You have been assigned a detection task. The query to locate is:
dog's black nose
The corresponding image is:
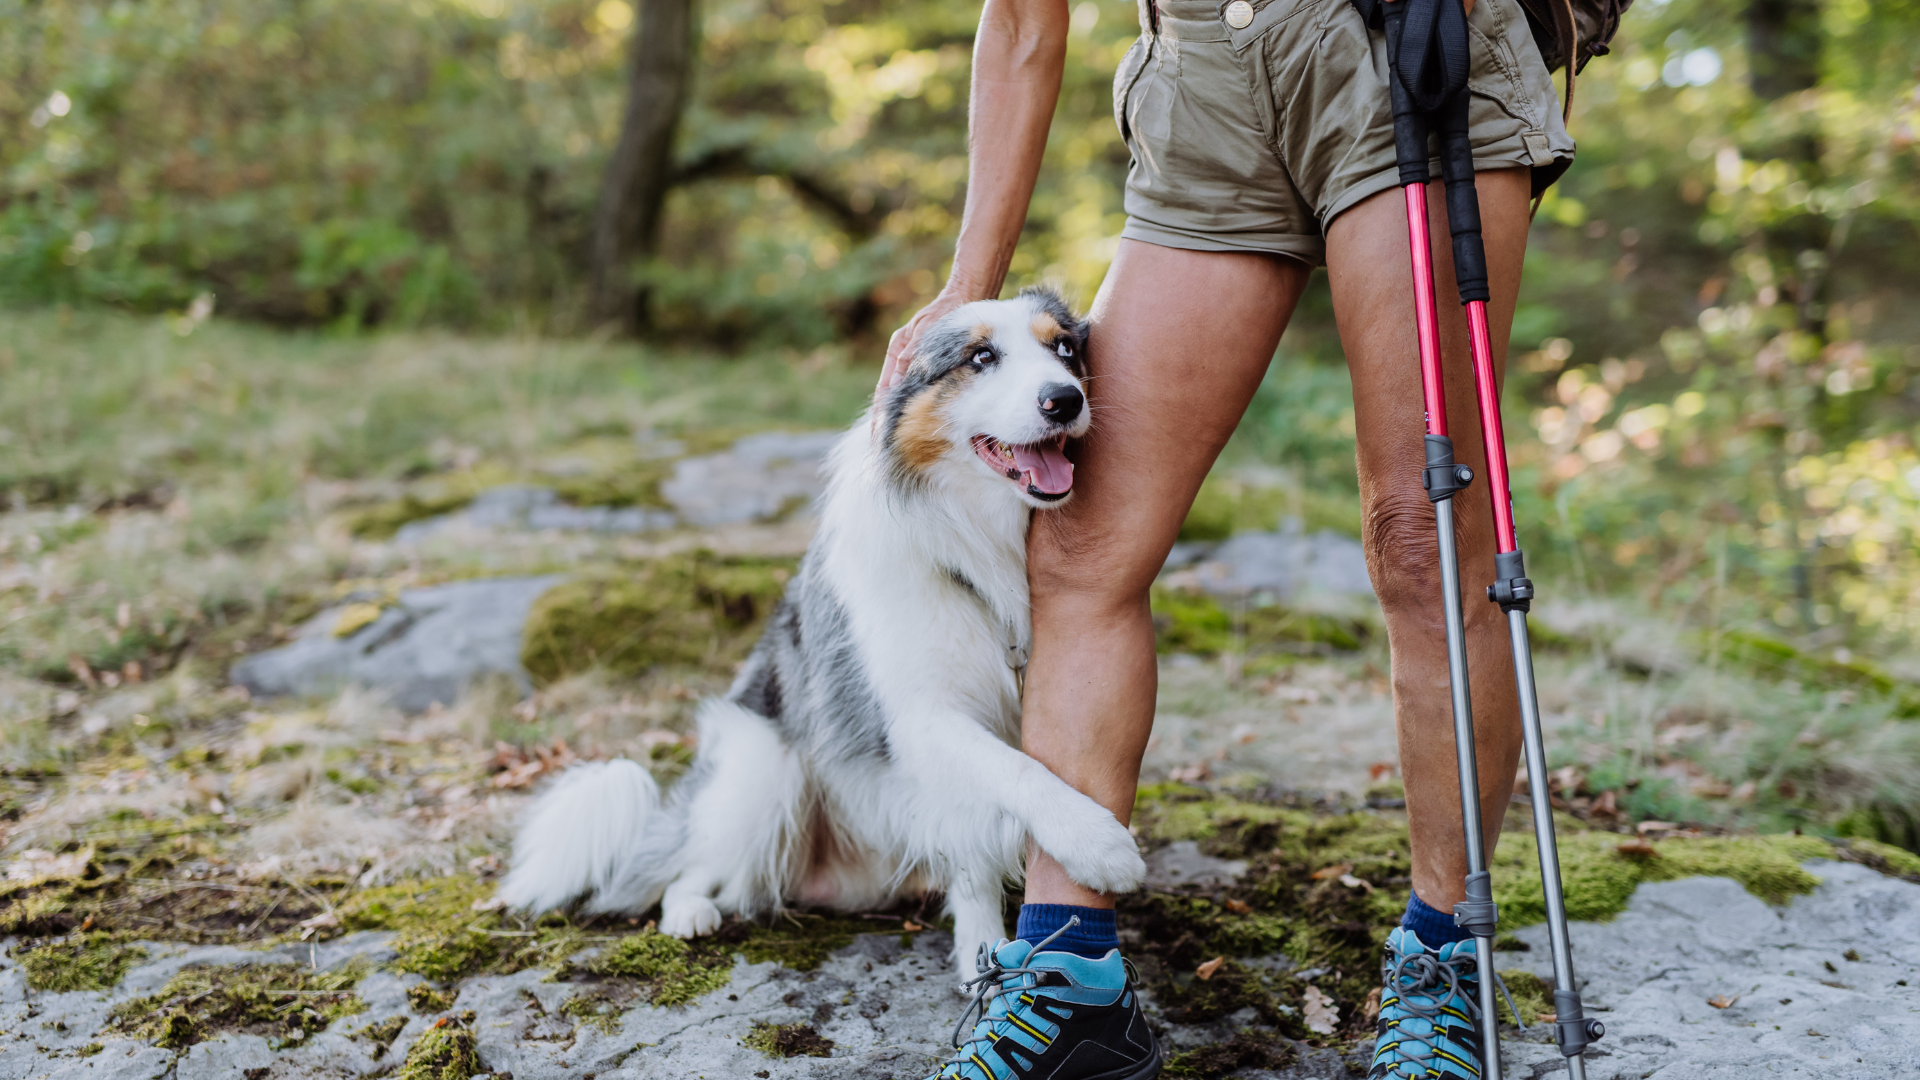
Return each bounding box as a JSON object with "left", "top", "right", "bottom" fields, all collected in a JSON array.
[{"left": 1038, "top": 384, "right": 1084, "bottom": 424}]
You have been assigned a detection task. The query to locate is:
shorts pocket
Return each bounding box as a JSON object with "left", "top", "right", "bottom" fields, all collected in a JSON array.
[{"left": 1113, "top": 35, "right": 1151, "bottom": 143}]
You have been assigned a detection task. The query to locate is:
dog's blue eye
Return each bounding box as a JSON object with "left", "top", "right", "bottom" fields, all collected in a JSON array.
[{"left": 1055, "top": 341, "right": 1073, "bottom": 358}]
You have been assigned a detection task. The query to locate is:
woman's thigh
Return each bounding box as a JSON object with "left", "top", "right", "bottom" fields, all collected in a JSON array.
[
  {"left": 1030, "top": 239, "right": 1311, "bottom": 599},
  {"left": 1324, "top": 167, "right": 1534, "bottom": 606}
]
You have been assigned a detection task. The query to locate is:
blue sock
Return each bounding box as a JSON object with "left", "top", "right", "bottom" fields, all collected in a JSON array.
[
  {"left": 1402, "top": 891, "right": 1472, "bottom": 947},
  {"left": 1016, "top": 903, "right": 1120, "bottom": 959}
]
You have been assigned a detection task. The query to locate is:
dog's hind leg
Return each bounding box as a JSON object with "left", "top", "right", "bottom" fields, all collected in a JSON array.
[{"left": 658, "top": 699, "right": 807, "bottom": 939}]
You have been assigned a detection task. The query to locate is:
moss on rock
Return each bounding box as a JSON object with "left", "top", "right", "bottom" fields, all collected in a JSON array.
[
  {"left": 406, "top": 983, "right": 458, "bottom": 1013},
  {"left": 742, "top": 1020, "right": 835, "bottom": 1058},
  {"left": 1125, "top": 784, "right": 1893, "bottom": 1047},
  {"left": 1495, "top": 968, "right": 1551, "bottom": 1027},
  {"left": 106, "top": 960, "right": 368, "bottom": 1049},
  {"left": 395, "top": 1010, "right": 481, "bottom": 1080},
  {"left": 1151, "top": 588, "right": 1369, "bottom": 657},
  {"left": 1163, "top": 1028, "right": 1298, "bottom": 1078},
  {"left": 520, "top": 552, "right": 796, "bottom": 683},
  {"left": 583, "top": 928, "right": 732, "bottom": 1006},
  {"left": 12, "top": 932, "right": 145, "bottom": 992}
]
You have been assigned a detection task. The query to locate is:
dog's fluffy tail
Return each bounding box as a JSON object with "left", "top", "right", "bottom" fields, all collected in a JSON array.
[{"left": 497, "top": 758, "right": 662, "bottom": 913}]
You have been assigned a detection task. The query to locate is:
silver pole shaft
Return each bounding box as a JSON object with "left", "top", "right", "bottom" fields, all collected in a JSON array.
[
  {"left": 1508, "top": 608, "right": 1587, "bottom": 1080},
  {"left": 1433, "top": 498, "right": 1503, "bottom": 1080}
]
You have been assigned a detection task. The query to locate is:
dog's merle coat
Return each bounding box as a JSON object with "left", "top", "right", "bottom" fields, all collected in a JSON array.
[{"left": 499, "top": 289, "right": 1143, "bottom": 982}]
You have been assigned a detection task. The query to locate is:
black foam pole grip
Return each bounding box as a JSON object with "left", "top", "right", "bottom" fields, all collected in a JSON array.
[
  {"left": 1383, "top": 3, "right": 1430, "bottom": 187},
  {"left": 1438, "top": 90, "right": 1489, "bottom": 304}
]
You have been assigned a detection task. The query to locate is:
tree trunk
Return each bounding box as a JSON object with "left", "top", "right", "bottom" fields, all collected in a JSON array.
[
  {"left": 589, "top": 0, "right": 696, "bottom": 334},
  {"left": 1746, "top": 0, "right": 1821, "bottom": 103}
]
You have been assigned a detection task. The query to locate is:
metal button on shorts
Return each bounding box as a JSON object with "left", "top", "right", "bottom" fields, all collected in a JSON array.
[{"left": 1224, "top": 0, "right": 1254, "bottom": 28}]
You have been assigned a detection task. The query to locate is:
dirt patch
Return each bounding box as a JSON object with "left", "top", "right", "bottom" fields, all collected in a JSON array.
[{"left": 1163, "top": 1027, "right": 1298, "bottom": 1078}]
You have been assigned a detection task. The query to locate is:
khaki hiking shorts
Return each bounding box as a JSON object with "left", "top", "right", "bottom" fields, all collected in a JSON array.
[{"left": 1113, "top": 0, "right": 1575, "bottom": 266}]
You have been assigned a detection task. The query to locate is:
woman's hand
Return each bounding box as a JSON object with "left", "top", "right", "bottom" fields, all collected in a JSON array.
[{"left": 878, "top": 288, "right": 974, "bottom": 394}]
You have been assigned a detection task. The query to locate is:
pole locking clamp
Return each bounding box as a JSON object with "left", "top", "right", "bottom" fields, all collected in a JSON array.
[{"left": 1423, "top": 462, "right": 1474, "bottom": 501}]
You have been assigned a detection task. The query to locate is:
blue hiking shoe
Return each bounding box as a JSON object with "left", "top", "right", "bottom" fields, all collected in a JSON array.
[
  {"left": 1369, "top": 927, "right": 1486, "bottom": 1079},
  {"left": 926, "top": 934, "right": 1162, "bottom": 1080}
]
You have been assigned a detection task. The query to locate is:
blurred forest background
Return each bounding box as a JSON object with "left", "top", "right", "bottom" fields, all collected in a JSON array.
[{"left": 4, "top": 0, "right": 1920, "bottom": 848}]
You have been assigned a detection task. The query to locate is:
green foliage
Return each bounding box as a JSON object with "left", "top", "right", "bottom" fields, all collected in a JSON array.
[
  {"left": 12, "top": 933, "right": 146, "bottom": 992},
  {"left": 394, "top": 1011, "right": 481, "bottom": 1080},
  {"left": 520, "top": 553, "right": 796, "bottom": 683},
  {"left": 741, "top": 1020, "right": 835, "bottom": 1058},
  {"left": 107, "top": 961, "right": 369, "bottom": 1049}
]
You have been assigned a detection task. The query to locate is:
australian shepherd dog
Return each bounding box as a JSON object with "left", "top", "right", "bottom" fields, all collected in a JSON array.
[{"left": 499, "top": 288, "right": 1146, "bottom": 981}]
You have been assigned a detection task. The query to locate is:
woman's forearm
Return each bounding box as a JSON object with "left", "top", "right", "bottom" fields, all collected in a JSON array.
[{"left": 947, "top": 0, "right": 1070, "bottom": 301}]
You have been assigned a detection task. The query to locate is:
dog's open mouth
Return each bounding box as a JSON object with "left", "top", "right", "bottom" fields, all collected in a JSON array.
[{"left": 971, "top": 434, "right": 1074, "bottom": 501}]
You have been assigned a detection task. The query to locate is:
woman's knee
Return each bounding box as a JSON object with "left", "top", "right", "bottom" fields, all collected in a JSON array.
[{"left": 1363, "top": 489, "right": 1447, "bottom": 622}]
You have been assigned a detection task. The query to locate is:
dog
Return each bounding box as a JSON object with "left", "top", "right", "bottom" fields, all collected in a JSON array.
[{"left": 497, "top": 288, "right": 1146, "bottom": 981}]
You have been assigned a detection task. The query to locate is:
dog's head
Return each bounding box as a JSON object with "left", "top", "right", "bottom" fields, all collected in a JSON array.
[{"left": 878, "top": 288, "right": 1090, "bottom": 509}]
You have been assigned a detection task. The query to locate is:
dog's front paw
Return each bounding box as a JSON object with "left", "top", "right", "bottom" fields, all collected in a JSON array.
[
  {"left": 1035, "top": 809, "right": 1146, "bottom": 896},
  {"left": 659, "top": 895, "right": 723, "bottom": 938}
]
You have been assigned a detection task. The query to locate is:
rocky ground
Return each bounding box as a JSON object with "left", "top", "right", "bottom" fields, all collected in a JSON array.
[{"left": 5, "top": 428, "right": 1920, "bottom": 1080}]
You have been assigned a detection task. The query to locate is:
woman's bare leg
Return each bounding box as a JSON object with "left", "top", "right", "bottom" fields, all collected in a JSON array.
[
  {"left": 1024, "top": 241, "right": 1311, "bottom": 907},
  {"left": 1022, "top": 169, "right": 1535, "bottom": 910},
  {"left": 1325, "top": 168, "right": 1532, "bottom": 909}
]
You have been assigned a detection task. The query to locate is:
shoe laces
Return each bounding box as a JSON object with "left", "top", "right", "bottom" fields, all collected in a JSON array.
[
  {"left": 1374, "top": 940, "right": 1523, "bottom": 1079},
  {"left": 935, "top": 917, "right": 1081, "bottom": 1079}
]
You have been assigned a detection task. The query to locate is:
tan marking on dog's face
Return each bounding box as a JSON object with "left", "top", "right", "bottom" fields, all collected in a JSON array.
[
  {"left": 1030, "top": 312, "right": 1064, "bottom": 346},
  {"left": 893, "top": 369, "right": 973, "bottom": 474}
]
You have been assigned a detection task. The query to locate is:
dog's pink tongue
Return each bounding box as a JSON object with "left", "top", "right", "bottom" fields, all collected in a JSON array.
[{"left": 1011, "top": 442, "right": 1074, "bottom": 494}]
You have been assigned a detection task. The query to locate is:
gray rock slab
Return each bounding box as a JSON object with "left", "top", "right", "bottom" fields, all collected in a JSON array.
[
  {"left": 1167, "top": 522, "right": 1375, "bottom": 601},
  {"left": 230, "top": 576, "right": 563, "bottom": 713},
  {"left": 1499, "top": 861, "right": 1920, "bottom": 1080},
  {"left": 395, "top": 486, "right": 677, "bottom": 544},
  {"left": 6, "top": 864, "right": 1916, "bottom": 1079},
  {"left": 660, "top": 430, "right": 840, "bottom": 528}
]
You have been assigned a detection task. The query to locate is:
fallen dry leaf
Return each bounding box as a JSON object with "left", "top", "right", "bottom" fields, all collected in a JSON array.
[
  {"left": 1636, "top": 820, "right": 1680, "bottom": 836},
  {"left": 331, "top": 602, "right": 385, "bottom": 638},
  {"left": 1616, "top": 838, "right": 1658, "bottom": 858},
  {"left": 1303, "top": 985, "right": 1339, "bottom": 1035},
  {"left": 1224, "top": 898, "right": 1252, "bottom": 915},
  {"left": 1589, "top": 790, "right": 1619, "bottom": 818},
  {"left": 1195, "top": 956, "right": 1226, "bottom": 981},
  {"left": 1368, "top": 762, "right": 1395, "bottom": 781},
  {"left": 471, "top": 895, "right": 507, "bottom": 912},
  {"left": 1310, "top": 863, "right": 1352, "bottom": 881},
  {"left": 1339, "top": 872, "right": 1374, "bottom": 893},
  {"left": 901, "top": 920, "right": 923, "bottom": 932},
  {"left": 1362, "top": 986, "right": 1383, "bottom": 1025},
  {"left": 1707, "top": 994, "right": 1739, "bottom": 1009}
]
